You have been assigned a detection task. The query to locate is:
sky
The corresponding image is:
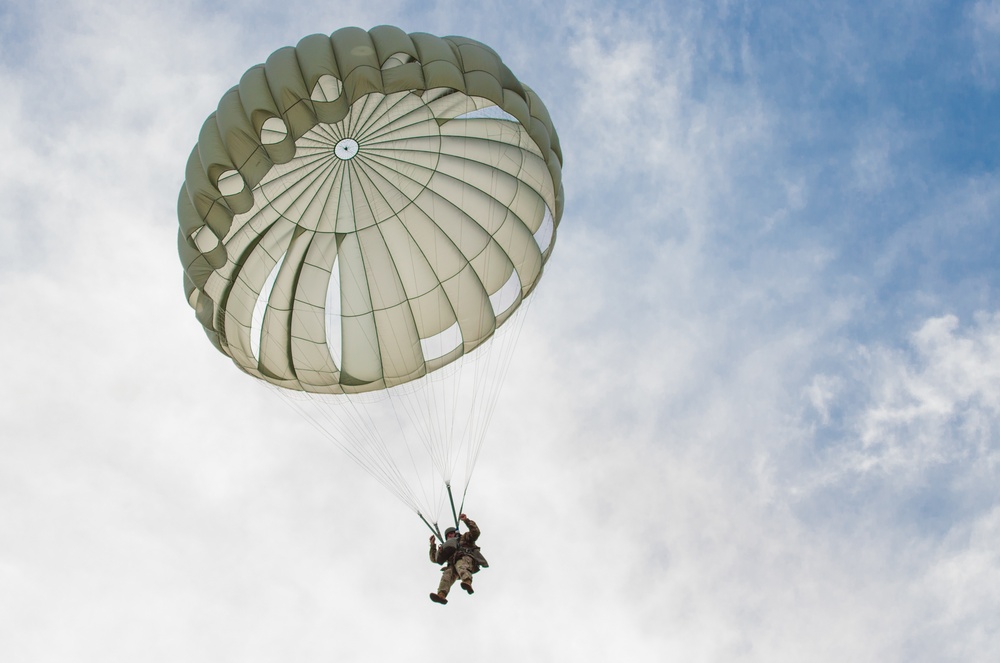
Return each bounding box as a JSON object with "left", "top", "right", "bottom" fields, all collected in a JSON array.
[{"left": 2, "top": 0, "right": 999, "bottom": 660}]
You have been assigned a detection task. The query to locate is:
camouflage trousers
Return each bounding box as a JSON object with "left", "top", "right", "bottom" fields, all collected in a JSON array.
[{"left": 437, "top": 555, "right": 474, "bottom": 595}]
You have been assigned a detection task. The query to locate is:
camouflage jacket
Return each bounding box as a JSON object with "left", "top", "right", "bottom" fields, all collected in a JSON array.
[{"left": 429, "top": 519, "right": 489, "bottom": 571}]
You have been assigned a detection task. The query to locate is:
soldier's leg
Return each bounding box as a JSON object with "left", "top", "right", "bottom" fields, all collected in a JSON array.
[
  {"left": 437, "top": 567, "right": 458, "bottom": 596},
  {"left": 456, "top": 557, "right": 474, "bottom": 594},
  {"left": 430, "top": 567, "right": 457, "bottom": 604}
]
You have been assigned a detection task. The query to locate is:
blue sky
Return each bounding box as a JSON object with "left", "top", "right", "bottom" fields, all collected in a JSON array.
[{"left": 2, "top": 1, "right": 999, "bottom": 660}]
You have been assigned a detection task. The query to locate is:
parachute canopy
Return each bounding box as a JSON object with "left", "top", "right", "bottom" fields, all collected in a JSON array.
[
  {"left": 179, "top": 26, "right": 563, "bottom": 394},
  {"left": 177, "top": 27, "right": 563, "bottom": 533}
]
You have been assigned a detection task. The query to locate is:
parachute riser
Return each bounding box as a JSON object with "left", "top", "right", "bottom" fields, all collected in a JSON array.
[
  {"left": 446, "top": 482, "right": 460, "bottom": 532},
  {"left": 419, "top": 512, "right": 444, "bottom": 542}
]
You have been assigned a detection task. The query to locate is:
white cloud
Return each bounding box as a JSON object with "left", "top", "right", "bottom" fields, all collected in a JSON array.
[
  {"left": 563, "top": 5, "right": 770, "bottom": 215},
  {"left": 917, "top": 505, "right": 1000, "bottom": 659},
  {"left": 853, "top": 313, "right": 1000, "bottom": 475},
  {"left": 786, "top": 313, "right": 1000, "bottom": 658}
]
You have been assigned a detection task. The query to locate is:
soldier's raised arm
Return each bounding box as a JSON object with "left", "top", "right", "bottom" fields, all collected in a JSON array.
[
  {"left": 429, "top": 535, "right": 439, "bottom": 563},
  {"left": 459, "top": 513, "right": 480, "bottom": 542}
]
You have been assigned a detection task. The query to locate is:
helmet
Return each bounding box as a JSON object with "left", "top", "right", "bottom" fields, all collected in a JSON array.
[{"left": 445, "top": 527, "right": 459, "bottom": 538}]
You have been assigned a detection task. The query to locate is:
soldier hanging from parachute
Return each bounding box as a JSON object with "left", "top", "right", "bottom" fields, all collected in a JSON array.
[{"left": 428, "top": 513, "right": 488, "bottom": 604}]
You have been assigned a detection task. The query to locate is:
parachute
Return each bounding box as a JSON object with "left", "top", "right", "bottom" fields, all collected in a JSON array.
[{"left": 177, "top": 26, "right": 564, "bottom": 539}]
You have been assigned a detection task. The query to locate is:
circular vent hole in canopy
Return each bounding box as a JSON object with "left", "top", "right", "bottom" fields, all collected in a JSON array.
[
  {"left": 260, "top": 117, "right": 288, "bottom": 145},
  {"left": 381, "top": 52, "right": 417, "bottom": 70},
  {"left": 310, "top": 75, "right": 343, "bottom": 103},
  {"left": 217, "top": 169, "right": 245, "bottom": 196}
]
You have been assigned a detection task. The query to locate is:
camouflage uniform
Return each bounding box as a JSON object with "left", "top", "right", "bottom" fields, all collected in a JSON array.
[{"left": 430, "top": 518, "right": 488, "bottom": 598}]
